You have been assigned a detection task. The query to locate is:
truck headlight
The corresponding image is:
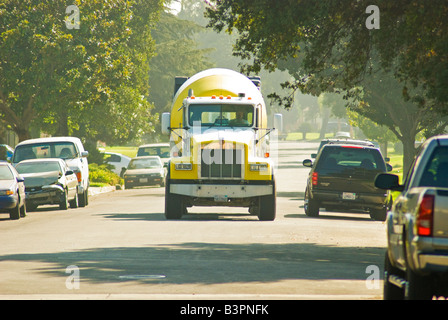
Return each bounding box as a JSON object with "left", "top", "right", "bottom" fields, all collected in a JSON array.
[
  {"left": 250, "top": 163, "right": 268, "bottom": 171},
  {"left": 175, "top": 163, "right": 193, "bottom": 171}
]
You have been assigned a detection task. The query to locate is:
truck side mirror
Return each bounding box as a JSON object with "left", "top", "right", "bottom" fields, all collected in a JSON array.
[
  {"left": 375, "top": 173, "right": 404, "bottom": 191},
  {"left": 161, "top": 113, "right": 171, "bottom": 135},
  {"left": 273, "top": 114, "right": 283, "bottom": 133}
]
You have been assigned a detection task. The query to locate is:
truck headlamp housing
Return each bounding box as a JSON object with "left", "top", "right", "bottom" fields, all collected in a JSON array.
[
  {"left": 249, "top": 163, "right": 268, "bottom": 171},
  {"left": 175, "top": 163, "right": 193, "bottom": 171}
]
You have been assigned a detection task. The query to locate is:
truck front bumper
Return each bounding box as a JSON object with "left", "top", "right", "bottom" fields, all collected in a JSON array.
[{"left": 170, "top": 183, "right": 273, "bottom": 198}]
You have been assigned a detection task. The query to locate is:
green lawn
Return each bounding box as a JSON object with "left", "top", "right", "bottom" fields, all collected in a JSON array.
[{"left": 104, "top": 146, "right": 138, "bottom": 158}]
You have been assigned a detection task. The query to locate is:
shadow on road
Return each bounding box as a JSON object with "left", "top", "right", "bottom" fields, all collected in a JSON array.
[{"left": 0, "top": 242, "right": 385, "bottom": 286}]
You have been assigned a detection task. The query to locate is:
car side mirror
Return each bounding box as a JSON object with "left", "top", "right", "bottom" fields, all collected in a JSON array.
[
  {"left": 375, "top": 173, "right": 404, "bottom": 191},
  {"left": 302, "top": 159, "right": 313, "bottom": 167},
  {"left": 17, "top": 176, "right": 25, "bottom": 183},
  {"left": 66, "top": 170, "right": 74, "bottom": 175},
  {"left": 81, "top": 151, "right": 89, "bottom": 157},
  {"left": 386, "top": 164, "right": 393, "bottom": 172}
]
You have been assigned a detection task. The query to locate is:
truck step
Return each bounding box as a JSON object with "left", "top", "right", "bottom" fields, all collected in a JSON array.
[{"left": 388, "top": 273, "right": 407, "bottom": 289}]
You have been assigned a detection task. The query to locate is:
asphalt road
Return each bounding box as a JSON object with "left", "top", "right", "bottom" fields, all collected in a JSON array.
[{"left": 0, "top": 140, "right": 387, "bottom": 300}]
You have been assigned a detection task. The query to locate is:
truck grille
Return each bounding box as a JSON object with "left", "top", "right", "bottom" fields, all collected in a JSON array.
[{"left": 200, "top": 143, "right": 243, "bottom": 179}]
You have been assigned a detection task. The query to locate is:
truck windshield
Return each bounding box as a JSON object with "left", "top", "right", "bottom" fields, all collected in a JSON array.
[{"left": 188, "top": 104, "right": 254, "bottom": 127}]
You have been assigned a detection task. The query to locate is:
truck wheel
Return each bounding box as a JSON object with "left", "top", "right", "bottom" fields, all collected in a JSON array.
[
  {"left": 304, "top": 188, "right": 319, "bottom": 217},
  {"left": 165, "top": 191, "right": 184, "bottom": 219},
  {"left": 164, "top": 169, "right": 184, "bottom": 219},
  {"left": 370, "top": 208, "right": 387, "bottom": 221},
  {"left": 383, "top": 252, "right": 404, "bottom": 300},
  {"left": 78, "top": 190, "right": 88, "bottom": 207},
  {"left": 258, "top": 194, "right": 276, "bottom": 221},
  {"left": 405, "top": 267, "right": 433, "bottom": 300}
]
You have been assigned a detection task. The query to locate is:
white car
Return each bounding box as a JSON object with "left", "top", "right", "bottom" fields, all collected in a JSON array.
[
  {"left": 11, "top": 137, "right": 90, "bottom": 207},
  {"left": 136, "top": 143, "right": 170, "bottom": 166},
  {"left": 104, "top": 152, "right": 131, "bottom": 176}
]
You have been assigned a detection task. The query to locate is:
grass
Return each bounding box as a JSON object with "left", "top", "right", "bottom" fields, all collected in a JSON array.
[{"left": 104, "top": 146, "right": 138, "bottom": 158}]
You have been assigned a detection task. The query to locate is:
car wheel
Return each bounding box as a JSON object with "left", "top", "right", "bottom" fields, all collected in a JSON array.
[
  {"left": 20, "top": 201, "right": 26, "bottom": 218},
  {"left": 59, "top": 189, "right": 69, "bottom": 210},
  {"left": 304, "top": 188, "right": 319, "bottom": 217},
  {"left": 69, "top": 190, "right": 79, "bottom": 209},
  {"left": 9, "top": 202, "right": 20, "bottom": 220},
  {"left": 383, "top": 252, "right": 405, "bottom": 300}
]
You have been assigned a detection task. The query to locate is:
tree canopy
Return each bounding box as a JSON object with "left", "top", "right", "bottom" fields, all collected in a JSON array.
[
  {"left": 0, "top": 0, "right": 164, "bottom": 143},
  {"left": 205, "top": 0, "right": 448, "bottom": 173}
]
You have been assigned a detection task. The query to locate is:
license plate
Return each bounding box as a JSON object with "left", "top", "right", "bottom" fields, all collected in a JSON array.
[
  {"left": 342, "top": 192, "right": 356, "bottom": 200},
  {"left": 214, "top": 195, "right": 228, "bottom": 202},
  {"left": 139, "top": 178, "right": 148, "bottom": 183}
]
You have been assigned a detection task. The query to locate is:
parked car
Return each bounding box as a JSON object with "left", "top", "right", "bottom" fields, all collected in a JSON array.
[
  {"left": 334, "top": 131, "right": 351, "bottom": 139},
  {"left": 311, "top": 138, "right": 375, "bottom": 158},
  {"left": 303, "top": 141, "right": 392, "bottom": 220},
  {"left": 15, "top": 158, "right": 79, "bottom": 211},
  {"left": 123, "top": 156, "right": 165, "bottom": 189},
  {"left": 11, "top": 137, "right": 89, "bottom": 207},
  {"left": 136, "top": 143, "right": 170, "bottom": 165},
  {"left": 0, "top": 163, "right": 26, "bottom": 220},
  {"left": 375, "top": 134, "right": 448, "bottom": 299},
  {"left": 103, "top": 152, "right": 131, "bottom": 176}
]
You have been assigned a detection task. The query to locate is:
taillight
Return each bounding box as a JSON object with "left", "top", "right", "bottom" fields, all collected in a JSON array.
[
  {"left": 417, "top": 194, "right": 434, "bottom": 236},
  {"left": 312, "top": 172, "right": 318, "bottom": 186},
  {"left": 76, "top": 171, "right": 82, "bottom": 183}
]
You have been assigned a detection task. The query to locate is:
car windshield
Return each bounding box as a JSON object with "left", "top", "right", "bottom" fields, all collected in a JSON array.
[
  {"left": 137, "top": 146, "right": 170, "bottom": 158},
  {"left": 13, "top": 142, "right": 77, "bottom": 163},
  {"left": 128, "top": 158, "right": 161, "bottom": 169},
  {"left": 188, "top": 104, "right": 254, "bottom": 127},
  {"left": 0, "top": 166, "right": 14, "bottom": 180},
  {"left": 16, "top": 162, "right": 61, "bottom": 174},
  {"left": 419, "top": 146, "right": 448, "bottom": 188},
  {"left": 316, "top": 146, "right": 386, "bottom": 172}
]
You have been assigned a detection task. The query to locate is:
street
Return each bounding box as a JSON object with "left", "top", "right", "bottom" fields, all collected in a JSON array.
[{"left": 0, "top": 141, "right": 387, "bottom": 300}]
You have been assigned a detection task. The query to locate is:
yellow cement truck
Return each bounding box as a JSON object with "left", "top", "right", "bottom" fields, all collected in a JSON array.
[{"left": 161, "top": 68, "right": 282, "bottom": 220}]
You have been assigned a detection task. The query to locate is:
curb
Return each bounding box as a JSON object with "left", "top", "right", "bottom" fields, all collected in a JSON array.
[{"left": 88, "top": 185, "right": 117, "bottom": 196}]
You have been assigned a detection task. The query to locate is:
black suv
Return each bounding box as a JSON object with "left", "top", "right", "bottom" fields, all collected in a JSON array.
[{"left": 302, "top": 142, "right": 392, "bottom": 221}]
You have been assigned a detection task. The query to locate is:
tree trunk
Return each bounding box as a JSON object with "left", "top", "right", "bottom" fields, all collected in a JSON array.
[
  {"left": 401, "top": 135, "right": 417, "bottom": 179},
  {"left": 319, "top": 108, "right": 331, "bottom": 139},
  {"left": 15, "top": 126, "right": 31, "bottom": 142}
]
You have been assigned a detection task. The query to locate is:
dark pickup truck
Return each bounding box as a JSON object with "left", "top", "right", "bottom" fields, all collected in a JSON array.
[{"left": 375, "top": 134, "right": 448, "bottom": 299}]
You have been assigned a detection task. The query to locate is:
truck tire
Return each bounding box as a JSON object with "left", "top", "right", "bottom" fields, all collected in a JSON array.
[
  {"left": 164, "top": 167, "right": 184, "bottom": 219},
  {"left": 370, "top": 208, "right": 387, "bottom": 221},
  {"left": 78, "top": 189, "right": 88, "bottom": 207},
  {"left": 304, "top": 188, "right": 319, "bottom": 217},
  {"left": 258, "top": 194, "right": 276, "bottom": 221},
  {"left": 258, "top": 179, "right": 276, "bottom": 221},
  {"left": 405, "top": 267, "right": 433, "bottom": 300},
  {"left": 383, "top": 252, "right": 405, "bottom": 300}
]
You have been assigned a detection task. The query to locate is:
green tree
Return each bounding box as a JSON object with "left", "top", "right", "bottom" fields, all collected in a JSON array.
[
  {"left": 0, "top": 0, "right": 163, "bottom": 143},
  {"left": 205, "top": 0, "right": 448, "bottom": 172}
]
